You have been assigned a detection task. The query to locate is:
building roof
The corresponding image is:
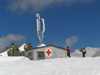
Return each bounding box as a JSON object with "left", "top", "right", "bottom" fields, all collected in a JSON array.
[
  {"left": 24, "top": 45, "right": 65, "bottom": 52},
  {"left": 33, "top": 45, "right": 65, "bottom": 50}
]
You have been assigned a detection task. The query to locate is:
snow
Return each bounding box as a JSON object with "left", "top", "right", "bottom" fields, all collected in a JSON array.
[
  {"left": 19, "top": 44, "right": 26, "bottom": 51},
  {"left": 0, "top": 44, "right": 26, "bottom": 56},
  {"left": 0, "top": 48, "right": 12, "bottom": 56},
  {"left": 0, "top": 57, "right": 100, "bottom": 75},
  {"left": 0, "top": 50, "right": 8, "bottom": 56},
  {"left": 37, "top": 43, "right": 46, "bottom": 47},
  {"left": 0, "top": 56, "right": 26, "bottom": 62}
]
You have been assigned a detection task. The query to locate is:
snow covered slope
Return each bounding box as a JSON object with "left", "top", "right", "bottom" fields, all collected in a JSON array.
[
  {"left": 19, "top": 44, "right": 26, "bottom": 51},
  {"left": 0, "top": 57, "right": 100, "bottom": 75},
  {"left": 0, "top": 56, "right": 26, "bottom": 62},
  {"left": 0, "top": 48, "right": 12, "bottom": 56},
  {"left": 0, "top": 44, "right": 26, "bottom": 56}
]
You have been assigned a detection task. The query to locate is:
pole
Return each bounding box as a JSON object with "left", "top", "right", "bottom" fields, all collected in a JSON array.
[{"left": 65, "top": 46, "right": 67, "bottom": 58}]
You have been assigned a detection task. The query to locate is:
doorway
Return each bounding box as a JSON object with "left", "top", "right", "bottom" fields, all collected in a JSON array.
[{"left": 37, "top": 51, "right": 45, "bottom": 59}]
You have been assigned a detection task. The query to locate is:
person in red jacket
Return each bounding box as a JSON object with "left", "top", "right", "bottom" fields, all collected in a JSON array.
[
  {"left": 80, "top": 48, "right": 86, "bottom": 57},
  {"left": 67, "top": 46, "right": 71, "bottom": 57}
]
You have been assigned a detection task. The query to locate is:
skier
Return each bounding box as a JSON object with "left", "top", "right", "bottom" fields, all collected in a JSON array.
[
  {"left": 80, "top": 48, "right": 86, "bottom": 57},
  {"left": 67, "top": 46, "right": 71, "bottom": 57}
]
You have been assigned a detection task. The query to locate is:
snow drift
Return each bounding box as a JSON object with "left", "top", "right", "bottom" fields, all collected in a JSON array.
[{"left": 0, "top": 57, "right": 100, "bottom": 75}]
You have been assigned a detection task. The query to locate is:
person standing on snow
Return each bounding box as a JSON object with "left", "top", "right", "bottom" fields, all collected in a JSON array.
[
  {"left": 80, "top": 48, "right": 86, "bottom": 57},
  {"left": 67, "top": 46, "right": 71, "bottom": 57}
]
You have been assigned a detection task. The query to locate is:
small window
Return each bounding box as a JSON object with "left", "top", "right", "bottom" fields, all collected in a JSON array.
[{"left": 38, "top": 52, "right": 45, "bottom": 59}]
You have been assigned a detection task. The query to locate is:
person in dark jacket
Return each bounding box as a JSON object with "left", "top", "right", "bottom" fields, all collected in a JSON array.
[
  {"left": 67, "top": 46, "right": 71, "bottom": 57},
  {"left": 80, "top": 48, "right": 86, "bottom": 57}
]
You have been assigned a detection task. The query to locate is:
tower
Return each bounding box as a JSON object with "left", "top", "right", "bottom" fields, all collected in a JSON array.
[{"left": 36, "top": 13, "right": 45, "bottom": 47}]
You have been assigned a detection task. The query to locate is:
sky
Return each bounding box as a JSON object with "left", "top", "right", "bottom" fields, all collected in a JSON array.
[{"left": 0, "top": 0, "right": 100, "bottom": 54}]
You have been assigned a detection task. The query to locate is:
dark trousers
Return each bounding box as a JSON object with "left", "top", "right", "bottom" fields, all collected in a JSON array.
[
  {"left": 67, "top": 53, "right": 71, "bottom": 57},
  {"left": 83, "top": 52, "right": 86, "bottom": 57}
]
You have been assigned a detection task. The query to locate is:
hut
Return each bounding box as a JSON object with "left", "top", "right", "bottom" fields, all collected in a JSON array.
[{"left": 24, "top": 45, "right": 66, "bottom": 60}]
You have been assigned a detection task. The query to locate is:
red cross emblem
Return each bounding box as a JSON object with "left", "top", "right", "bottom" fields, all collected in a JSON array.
[
  {"left": 45, "top": 48, "right": 53, "bottom": 57},
  {"left": 46, "top": 49, "right": 51, "bottom": 56}
]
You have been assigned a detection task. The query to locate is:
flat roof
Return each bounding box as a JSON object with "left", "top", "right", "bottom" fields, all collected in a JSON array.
[
  {"left": 25, "top": 45, "right": 65, "bottom": 52},
  {"left": 33, "top": 45, "right": 65, "bottom": 50}
]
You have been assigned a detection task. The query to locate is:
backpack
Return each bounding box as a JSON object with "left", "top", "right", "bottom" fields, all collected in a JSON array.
[
  {"left": 82, "top": 49, "right": 86, "bottom": 54},
  {"left": 81, "top": 48, "right": 86, "bottom": 53}
]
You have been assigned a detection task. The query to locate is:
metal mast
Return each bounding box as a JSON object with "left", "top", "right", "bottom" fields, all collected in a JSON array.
[{"left": 36, "top": 13, "right": 45, "bottom": 45}]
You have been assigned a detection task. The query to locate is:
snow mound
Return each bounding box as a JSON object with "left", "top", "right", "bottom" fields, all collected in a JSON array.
[
  {"left": 0, "top": 56, "right": 29, "bottom": 62},
  {"left": 0, "top": 48, "right": 12, "bottom": 56},
  {"left": 0, "top": 57, "right": 100, "bottom": 75},
  {"left": 37, "top": 43, "right": 46, "bottom": 47},
  {"left": 0, "top": 50, "right": 9, "bottom": 56},
  {"left": 0, "top": 44, "right": 26, "bottom": 57},
  {"left": 19, "top": 44, "right": 26, "bottom": 51}
]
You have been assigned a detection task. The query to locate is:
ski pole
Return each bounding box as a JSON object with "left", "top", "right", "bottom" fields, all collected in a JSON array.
[{"left": 65, "top": 46, "right": 67, "bottom": 58}]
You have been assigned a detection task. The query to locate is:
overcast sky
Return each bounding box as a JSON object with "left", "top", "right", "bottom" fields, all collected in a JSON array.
[{"left": 0, "top": 0, "right": 100, "bottom": 56}]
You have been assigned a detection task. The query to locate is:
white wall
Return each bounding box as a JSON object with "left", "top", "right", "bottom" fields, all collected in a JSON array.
[{"left": 33, "top": 45, "right": 65, "bottom": 60}]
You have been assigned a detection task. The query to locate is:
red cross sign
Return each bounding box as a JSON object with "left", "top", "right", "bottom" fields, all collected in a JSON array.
[
  {"left": 46, "top": 49, "right": 51, "bottom": 56},
  {"left": 45, "top": 48, "right": 53, "bottom": 58}
]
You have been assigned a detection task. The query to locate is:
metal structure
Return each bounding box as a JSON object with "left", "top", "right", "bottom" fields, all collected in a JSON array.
[{"left": 36, "top": 13, "right": 45, "bottom": 46}]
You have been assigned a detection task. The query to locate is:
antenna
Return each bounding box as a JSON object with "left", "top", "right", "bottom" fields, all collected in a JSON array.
[{"left": 36, "top": 13, "right": 45, "bottom": 45}]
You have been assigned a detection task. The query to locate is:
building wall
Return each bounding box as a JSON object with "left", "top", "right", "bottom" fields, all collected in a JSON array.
[
  {"left": 24, "top": 50, "right": 34, "bottom": 60},
  {"left": 49, "top": 46, "right": 65, "bottom": 58},
  {"left": 33, "top": 46, "right": 65, "bottom": 60},
  {"left": 25, "top": 45, "right": 66, "bottom": 60}
]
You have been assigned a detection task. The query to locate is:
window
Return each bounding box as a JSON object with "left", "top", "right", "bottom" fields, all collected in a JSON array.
[{"left": 38, "top": 52, "right": 45, "bottom": 59}]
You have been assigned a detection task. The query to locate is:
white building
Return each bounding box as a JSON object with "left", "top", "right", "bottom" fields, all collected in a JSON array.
[{"left": 24, "top": 45, "right": 66, "bottom": 60}]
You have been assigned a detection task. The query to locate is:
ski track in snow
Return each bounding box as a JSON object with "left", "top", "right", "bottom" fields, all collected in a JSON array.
[{"left": 0, "top": 57, "right": 100, "bottom": 75}]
